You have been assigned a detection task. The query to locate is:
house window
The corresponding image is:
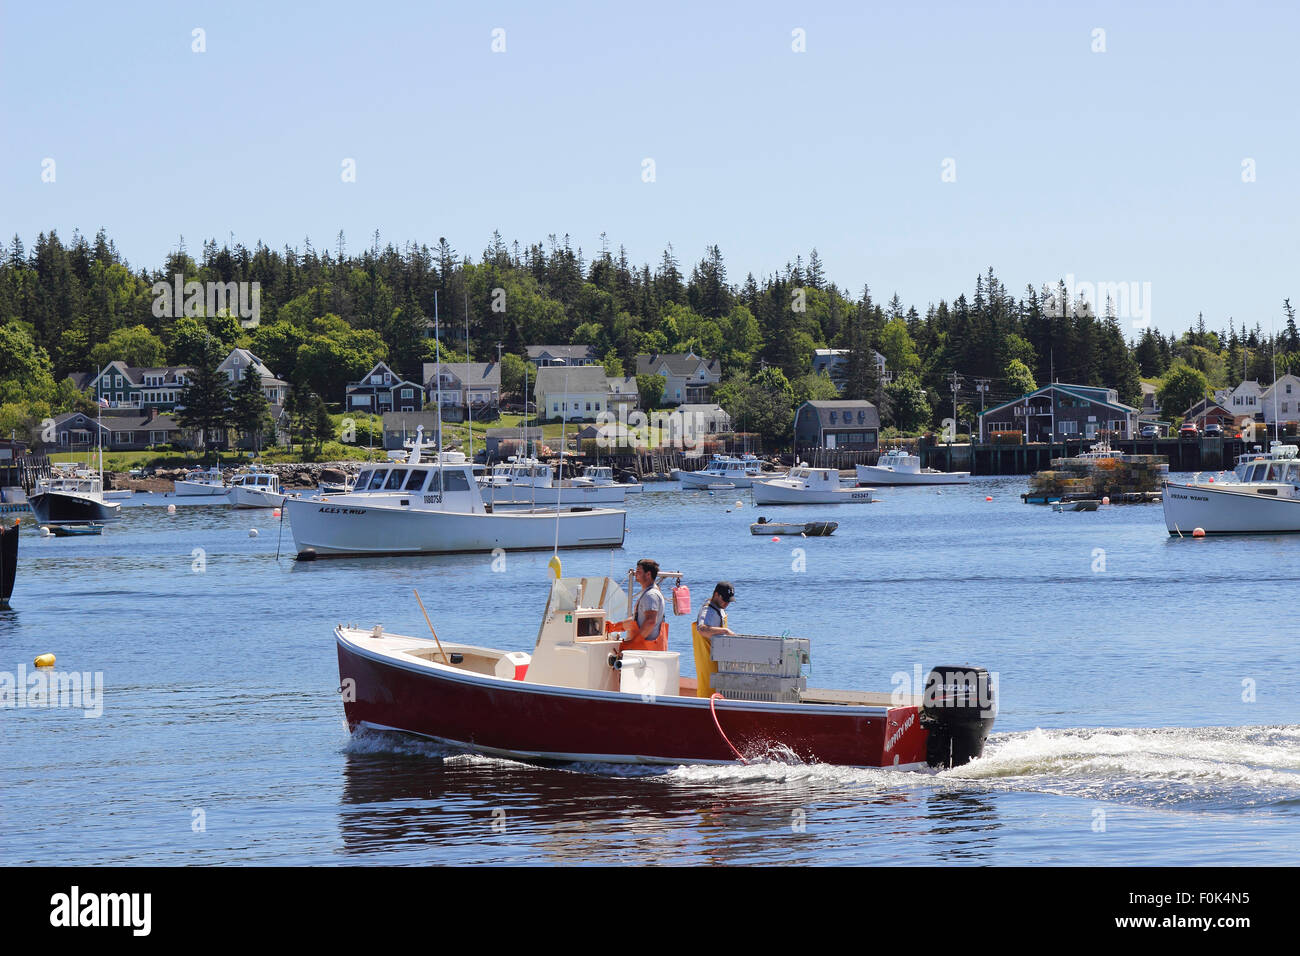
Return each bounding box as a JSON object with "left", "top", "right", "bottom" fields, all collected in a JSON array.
[
  {"left": 402, "top": 388, "right": 413, "bottom": 398},
  {"left": 553, "top": 403, "right": 559, "bottom": 413},
  {"left": 829, "top": 412, "right": 837, "bottom": 424},
  {"left": 115, "top": 375, "right": 123, "bottom": 387},
  {"left": 595, "top": 403, "right": 601, "bottom": 411},
  {"left": 585, "top": 402, "right": 591, "bottom": 411},
  {"left": 1289, "top": 385, "right": 1294, "bottom": 395},
  {"left": 1061, "top": 421, "right": 1078, "bottom": 434}
]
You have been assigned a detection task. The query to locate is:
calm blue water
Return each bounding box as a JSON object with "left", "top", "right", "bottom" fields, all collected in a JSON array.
[{"left": 2, "top": 478, "right": 1298, "bottom": 865}]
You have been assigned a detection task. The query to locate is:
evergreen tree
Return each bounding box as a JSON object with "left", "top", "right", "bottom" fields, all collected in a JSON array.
[
  {"left": 230, "top": 364, "right": 272, "bottom": 454},
  {"left": 176, "top": 340, "right": 232, "bottom": 460}
]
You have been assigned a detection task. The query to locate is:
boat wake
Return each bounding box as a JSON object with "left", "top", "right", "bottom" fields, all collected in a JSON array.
[
  {"left": 946, "top": 725, "right": 1300, "bottom": 809},
  {"left": 343, "top": 725, "right": 1300, "bottom": 811}
]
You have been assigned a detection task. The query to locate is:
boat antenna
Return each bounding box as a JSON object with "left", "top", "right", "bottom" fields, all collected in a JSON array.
[
  {"left": 1272, "top": 321, "right": 1279, "bottom": 445},
  {"left": 554, "top": 370, "right": 569, "bottom": 556}
]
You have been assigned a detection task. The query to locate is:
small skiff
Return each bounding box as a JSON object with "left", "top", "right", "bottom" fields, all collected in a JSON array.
[{"left": 750, "top": 518, "right": 838, "bottom": 536}]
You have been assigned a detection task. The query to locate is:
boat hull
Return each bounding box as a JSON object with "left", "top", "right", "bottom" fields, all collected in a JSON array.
[
  {"left": 751, "top": 481, "right": 876, "bottom": 505},
  {"left": 28, "top": 492, "right": 121, "bottom": 525},
  {"left": 855, "top": 465, "right": 970, "bottom": 486},
  {"left": 679, "top": 471, "right": 761, "bottom": 489},
  {"left": 336, "top": 632, "right": 928, "bottom": 767},
  {"left": 174, "top": 481, "right": 229, "bottom": 498},
  {"left": 1163, "top": 480, "right": 1300, "bottom": 534},
  {"left": 0, "top": 521, "right": 17, "bottom": 607},
  {"left": 286, "top": 499, "right": 627, "bottom": 556},
  {"left": 230, "top": 487, "right": 286, "bottom": 508}
]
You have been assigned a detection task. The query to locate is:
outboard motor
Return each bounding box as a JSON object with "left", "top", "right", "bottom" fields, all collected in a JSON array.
[{"left": 919, "top": 665, "right": 996, "bottom": 768}]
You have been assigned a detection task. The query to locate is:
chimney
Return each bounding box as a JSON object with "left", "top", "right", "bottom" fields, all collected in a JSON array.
[{"left": 149, "top": 406, "right": 158, "bottom": 421}]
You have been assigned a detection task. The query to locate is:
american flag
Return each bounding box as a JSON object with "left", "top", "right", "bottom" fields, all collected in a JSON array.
[{"left": 99, "top": 397, "right": 110, "bottom": 408}]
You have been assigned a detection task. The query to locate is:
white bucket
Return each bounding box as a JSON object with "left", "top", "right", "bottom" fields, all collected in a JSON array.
[{"left": 618, "top": 651, "right": 680, "bottom": 697}]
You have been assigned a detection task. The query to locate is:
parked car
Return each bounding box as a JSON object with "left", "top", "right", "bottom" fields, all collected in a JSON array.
[
  {"left": 1204, "top": 423, "right": 1224, "bottom": 436},
  {"left": 1139, "top": 425, "right": 1159, "bottom": 438},
  {"left": 1179, "top": 423, "right": 1199, "bottom": 439}
]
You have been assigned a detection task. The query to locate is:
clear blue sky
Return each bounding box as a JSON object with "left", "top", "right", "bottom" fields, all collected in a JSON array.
[{"left": 4, "top": 0, "right": 1298, "bottom": 337}]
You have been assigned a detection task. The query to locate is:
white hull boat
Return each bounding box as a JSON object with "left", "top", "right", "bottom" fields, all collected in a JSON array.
[
  {"left": 1163, "top": 443, "right": 1300, "bottom": 533},
  {"left": 480, "top": 459, "right": 626, "bottom": 506},
  {"left": 856, "top": 450, "right": 969, "bottom": 486},
  {"left": 229, "top": 469, "right": 287, "bottom": 508},
  {"left": 286, "top": 429, "right": 627, "bottom": 557},
  {"left": 287, "top": 498, "right": 626, "bottom": 556},
  {"left": 174, "top": 468, "right": 229, "bottom": 497},
  {"left": 752, "top": 466, "right": 877, "bottom": 505},
  {"left": 678, "top": 454, "right": 766, "bottom": 489}
]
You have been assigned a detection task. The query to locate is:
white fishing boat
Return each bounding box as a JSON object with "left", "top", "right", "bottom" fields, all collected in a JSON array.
[
  {"left": 580, "top": 465, "right": 643, "bottom": 494},
  {"left": 479, "top": 458, "right": 625, "bottom": 507},
  {"left": 855, "top": 448, "right": 970, "bottom": 486},
  {"left": 1163, "top": 442, "right": 1300, "bottom": 534},
  {"left": 678, "top": 454, "right": 767, "bottom": 489},
  {"left": 174, "top": 467, "right": 229, "bottom": 498},
  {"left": 228, "top": 468, "right": 287, "bottom": 508},
  {"left": 285, "top": 428, "right": 626, "bottom": 557},
  {"left": 751, "top": 466, "right": 877, "bottom": 505}
]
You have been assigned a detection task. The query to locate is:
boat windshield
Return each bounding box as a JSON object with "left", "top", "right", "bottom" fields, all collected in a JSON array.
[{"left": 366, "top": 469, "right": 390, "bottom": 490}]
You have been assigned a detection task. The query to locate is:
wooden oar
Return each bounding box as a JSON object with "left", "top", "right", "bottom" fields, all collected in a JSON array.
[{"left": 413, "top": 588, "right": 451, "bottom": 664}]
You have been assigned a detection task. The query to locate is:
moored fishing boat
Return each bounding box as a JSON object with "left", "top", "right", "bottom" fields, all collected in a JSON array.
[
  {"left": 678, "top": 454, "right": 767, "bottom": 489},
  {"left": 1163, "top": 441, "right": 1300, "bottom": 534},
  {"left": 751, "top": 466, "right": 876, "bottom": 505},
  {"left": 335, "top": 571, "right": 995, "bottom": 768},
  {"left": 28, "top": 471, "right": 122, "bottom": 525},
  {"left": 286, "top": 429, "right": 626, "bottom": 557},
  {"left": 580, "top": 465, "right": 643, "bottom": 494},
  {"left": 174, "top": 466, "right": 229, "bottom": 498},
  {"left": 856, "top": 448, "right": 970, "bottom": 486},
  {"left": 228, "top": 468, "right": 287, "bottom": 508},
  {"left": 479, "top": 458, "right": 626, "bottom": 506}
]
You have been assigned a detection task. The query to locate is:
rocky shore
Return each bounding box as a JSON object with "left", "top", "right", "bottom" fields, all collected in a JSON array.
[{"left": 108, "top": 461, "right": 364, "bottom": 492}]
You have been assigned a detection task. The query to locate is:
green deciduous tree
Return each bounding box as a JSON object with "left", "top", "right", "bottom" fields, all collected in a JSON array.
[{"left": 1157, "top": 362, "right": 1210, "bottom": 420}]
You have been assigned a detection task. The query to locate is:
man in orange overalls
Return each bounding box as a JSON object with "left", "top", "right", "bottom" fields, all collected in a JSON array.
[{"left": 606, "top": 558, "right": 669, "bottom": 651}]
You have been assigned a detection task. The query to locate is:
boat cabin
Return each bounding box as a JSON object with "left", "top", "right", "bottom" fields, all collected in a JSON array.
[
  {"left": 230, "top": 471, "right": 281, "bottom": 493},
  {"left": 1232, "top": 443, "right": 1300, "bottom": 483}
]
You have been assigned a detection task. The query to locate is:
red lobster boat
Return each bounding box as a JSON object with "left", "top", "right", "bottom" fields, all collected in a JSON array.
[{"left": 336, "top": 573, "right": 995, "bottom": 769}]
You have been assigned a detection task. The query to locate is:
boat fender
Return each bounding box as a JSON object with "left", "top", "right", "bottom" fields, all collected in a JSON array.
[
  {"left": 34, "top": 653, "right": 55, "bottom": 668},
  {"left": 919, "top": 665, "right": 996, "bottom": 769},
  {"left": 297, "top": 549, "right": 318, "bottom": 561}
]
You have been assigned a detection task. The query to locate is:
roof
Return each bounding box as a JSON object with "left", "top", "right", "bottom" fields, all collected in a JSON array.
[
  {"left": 422, "top": 362, "right": 501, "bottom": 388},
  {"left": 54, "top": 411, "right": 181, "bottom": 431},
  {"left": 981, "top": 382, "right": 1138, "bottom": 418},
  {"left": 795, "top": 400, "right": 880, "bottom": 429},
  {"left": 1183, "top": 397, "right": 1233, "bottom": 418},
  {"left": 526, "top": 345, "right": 597, "bottom": 361},
  {"left": 634, "top": 352, "right": 721, "bottom": 378},
  {"left": 89, "top": 362, "right": 192, "bottom": 388},
  {"left": 534, "top": 366, "right": 614, "bottom": 394}
]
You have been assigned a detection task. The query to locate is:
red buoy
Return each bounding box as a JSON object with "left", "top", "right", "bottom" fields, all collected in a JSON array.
[{"left": 1192, "top": 527, "right": 1206, "bottom": 538}]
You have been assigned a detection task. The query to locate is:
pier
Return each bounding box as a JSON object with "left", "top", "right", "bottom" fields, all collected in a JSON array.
[{"left": 922, "top": 437, "right": 1255, "bottom": 475}]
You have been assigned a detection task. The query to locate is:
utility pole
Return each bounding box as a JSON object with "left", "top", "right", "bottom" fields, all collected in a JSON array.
[
  {"left": 974, "top": 377, "right": 990, "bottom": 442},
  {"left": 948, "top": 370, "right": 963, "bottom": 441}
]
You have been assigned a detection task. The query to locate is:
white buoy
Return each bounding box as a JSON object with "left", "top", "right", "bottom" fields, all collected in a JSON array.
[
  {"left": 734, "top": 500, "right": 744, "bottom": 508},
  {"left": 249, "top": 528, "right": 259, "bottom": 538},
  {"left": 167, "top": 504, "right": 176, "bottom": 514},
  {"left": 39, "top": 526, "right": 51, "bottom": 537}
]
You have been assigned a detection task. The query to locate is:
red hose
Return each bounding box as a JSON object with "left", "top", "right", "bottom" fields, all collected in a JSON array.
[{"left": 709, "top": 693, "right": 748, "bottom": 764}]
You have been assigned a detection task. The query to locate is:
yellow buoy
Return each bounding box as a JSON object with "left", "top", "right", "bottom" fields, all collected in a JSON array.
[
  {"left": 547, "top": 554, "right": 562, "bottom": 578},
  {"left": 34, "top": 653, "right": 55, "bottom": 668}
]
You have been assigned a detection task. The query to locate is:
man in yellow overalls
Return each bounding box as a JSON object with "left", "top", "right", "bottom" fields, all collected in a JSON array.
[{"left": 692, "top": 582, "right": 736, "bottom": 697}]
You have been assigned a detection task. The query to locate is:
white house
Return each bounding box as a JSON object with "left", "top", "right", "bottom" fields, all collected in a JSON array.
[
  {"left": 534, "top": 366, "right": 636, "bottom": 421},
  {"left": 1259, "top": 374, "right": 1300, "bottom": 425},
  {"left": 219, "top": 348, "right": 288, "bottom": 406}
]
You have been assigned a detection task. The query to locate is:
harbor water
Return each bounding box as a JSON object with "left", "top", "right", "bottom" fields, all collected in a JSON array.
[{"left": 2, "top": 478, "right": 1298, "bottom": 865}]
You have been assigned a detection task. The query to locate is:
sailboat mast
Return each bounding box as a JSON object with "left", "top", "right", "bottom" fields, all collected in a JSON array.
[
  {"left": 465, "top": 290, "right": 473, "bottom": 463},
  {"left": 434, "top": 291, "right": 443, "bottom": 464}
]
